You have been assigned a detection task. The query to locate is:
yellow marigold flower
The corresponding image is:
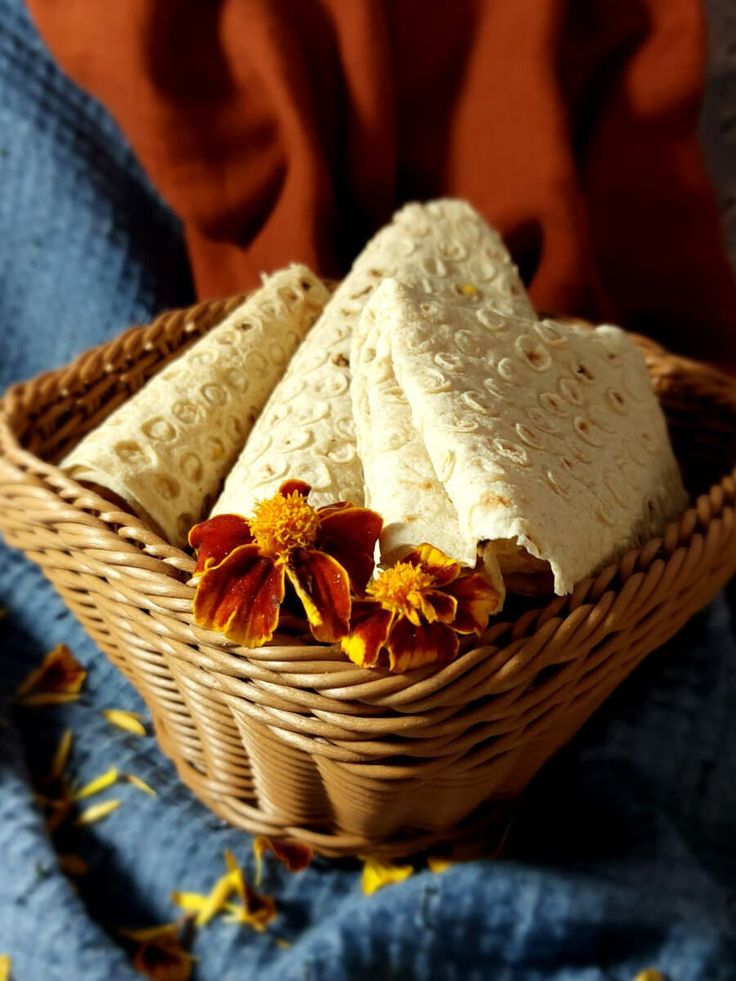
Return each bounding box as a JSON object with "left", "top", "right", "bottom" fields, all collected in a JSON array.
[
  {"left": 361, "top": 857, "right": 413, "bottom": 896},
  {"left": 15, "top": 644, "right": 86, "bottom": 705},
  {"left": 189, "top": 480, "right": 382, "bottom": 648},
  {"left": 0, "top": 954, "right": 10, "bottom": 981},
  {"left": 632, "top": 971, "right": 666, "bottom": 981},
  {"left": 342, "top": 544, "right": 502, "bottom": 671}
]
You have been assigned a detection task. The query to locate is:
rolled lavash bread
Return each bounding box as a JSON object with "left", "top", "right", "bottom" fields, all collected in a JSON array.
[
  {"left": 362, "top": 279, "right": 688, "bottom": 595},
  {"left": 61, "top": 265, "right": 330, "bottom": 547},
  {"left": 211, "top": 198, "right": 533, "bottom": 519},
  {"left": 350, "top": 219, "right": 534, "bottom": 571}
]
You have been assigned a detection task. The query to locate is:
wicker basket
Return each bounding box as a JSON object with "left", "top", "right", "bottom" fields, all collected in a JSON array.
[{"left": 1, "top": 295, "right": 736, "bottom": 859}]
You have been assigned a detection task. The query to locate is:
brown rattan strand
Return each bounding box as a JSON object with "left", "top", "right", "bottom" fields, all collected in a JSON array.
[{"left": 1, "top": 297, "right": 735, "bottom": 858}]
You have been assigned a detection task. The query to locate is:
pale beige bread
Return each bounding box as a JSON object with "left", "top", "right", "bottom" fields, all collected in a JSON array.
[
  {"left": 353, "top": 302, "right": 506, "bottom": 603},
  {"left": 366, "top": 279, "right": 689, "bottom": 595},
  {"left": 61, "top": 265, "right": 329, "bottom": 547},
  {"left": 351, "top": 212, "right": 534, "bottom": 570},
  {"left": 351, "top": 297, "right": 477, "bottom": 566},
  {"left": 213, "top": 198, "right": 533, "bottom": 517}
]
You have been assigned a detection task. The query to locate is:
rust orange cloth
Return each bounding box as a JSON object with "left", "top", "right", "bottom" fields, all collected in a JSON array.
[{"left": 28, "top": 0, "right": 736, "bottom": 365}]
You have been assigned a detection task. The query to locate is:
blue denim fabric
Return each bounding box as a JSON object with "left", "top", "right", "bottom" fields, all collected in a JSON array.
[{"left": 1, "top": 2, "right": 735, "bottom": 978}]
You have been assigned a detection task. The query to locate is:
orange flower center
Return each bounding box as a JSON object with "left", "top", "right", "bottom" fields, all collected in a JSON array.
[
  {"left": 367, "top": 562, "right": 434, "bottom": 618},
  {"left": 249, "top": 490, "right": 320, "bottom": 556}
]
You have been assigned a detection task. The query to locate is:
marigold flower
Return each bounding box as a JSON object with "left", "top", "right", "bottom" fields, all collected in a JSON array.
[
  {"left": 189, "top": 480, "right": 382, "bottom": 647},
  {"left": 342, "top": 544, "right": 501, "bottom": 672}
]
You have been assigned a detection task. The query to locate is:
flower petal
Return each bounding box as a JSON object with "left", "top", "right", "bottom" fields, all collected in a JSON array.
[
  {"left": 277, "top": 479, "right": 311, "bottom": 498},
  {"left": 341, "top": 601, "right": 393, "bottom": 668},
  {"left": 194, "top": 546, "right": 284, "bottom": 647},
  {"left": 444, "top": 572, "right": 501, "bottom": 635},
  {"left": 253, "top": 836, "right": 313, "bottom": 875},
  {"left": 287, "top": 549, "right": 351, "bottom": 643},
  {"left": 405, "top": 544, "right": 461, "bottom": 586},
  {"left": 15, "top": 643, "right": 86, "bottom": 700},
  {"left": 75, "top": 799, "right": 121, "bottom": 826},
  {"left": 361, "top": 857, "right": 413, "bottom": 895},
  {"left": 316, "top": 506, "right": 382, "bottom": 590},
  {"left": 102, "top": 708, "right": 147, "bottom": 736},
  {"left": 222, "top": 887, "right": 277, "bottom": 931},
  {"left": 386, "top": 617, "right": 459, "bottom": 672},
  {"left": 189, "top": 514, "right": 254, "bottom": 574},
  {"left": 132, "top": 929, "right": 195, "bottom": 981},
  {"left": 73, "top": 767, "right": 119, "bottom": 800},
  {"left": 418, "top": 589, "right": 457, "bottom": 625},
  {"left": 125, "top": 774, "right": 157, "bottom": 796}
]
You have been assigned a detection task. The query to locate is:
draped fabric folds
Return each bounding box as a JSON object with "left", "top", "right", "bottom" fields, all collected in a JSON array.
[{"left": 27, "top": 0, "right": 736, "bottom": 364}]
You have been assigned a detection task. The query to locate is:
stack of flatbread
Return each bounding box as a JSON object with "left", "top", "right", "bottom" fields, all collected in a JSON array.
[{"left": 62, "top": 199, "right": 688, "bottom": 607}]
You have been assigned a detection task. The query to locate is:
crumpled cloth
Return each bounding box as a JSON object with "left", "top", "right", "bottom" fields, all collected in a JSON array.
[
  {"left": 26, "top": 0, "right": 736, "bottom": 367},
  {"left": 1, "top": 1, "right": 736, "bottom": 978}
]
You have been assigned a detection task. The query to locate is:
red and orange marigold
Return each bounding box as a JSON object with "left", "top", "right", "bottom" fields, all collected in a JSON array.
[
  {"left": 341, "top": 544, "right": 502, "bottom": 672},
  {"left": 189, "top": 481, "right": 382, "bottom": 647}
]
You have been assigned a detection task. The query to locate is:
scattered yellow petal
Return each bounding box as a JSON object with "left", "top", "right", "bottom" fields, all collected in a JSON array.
[
  {"left": 15, "top": 644, "right": 86, "bottom": 701},
  {"left": 170, "top": 892, "right": 210, "bottom": 915},
  {"left": 361, "top": 857, "right": 413, "bottom": 896},
  {"left": 16, "top": 692, "right": 80, "bottom": 707},
  {"left": 125, "top": 774, "right": 157, "bottom": 796},
  {"left": 632, "top": 971, "right": 666, "bottom": 981},
  {"left": 223, "top": 850, "right": 246, "bottom": 904},
  {"left": 59, "top": 854, "right": 89, "bottom": 876},
  {"left": 172, "top": 869, "right": 239, "bottom": 928},
  {"left": 51, "top": 729, "right": 74, "bottom": 778},
  {"left": 196, "top": 872, "right": 239, "bottom": 927},
  {"left": 220, "top": 851, "right": 277, "bottom": 930},
  {"left": 74, "top": 799, "right": 121, "bottom": 826},
  {"left": 102, "top": 709, "right": 147, "bottom": 736},
  {"left": 0, "top": 954, "right": 10, "bottom": 981},
  {"left": 74, "top": 768, "right": 119, "bottom": 800},
  {"left": 275, "top": 938, "right": 291, "bottom": 950},
  {"left": 427, "top": 856, "right": 453, "bottom": 874},
  {"left": 458, "top": 282, "right": 478, "bottom": 296}
]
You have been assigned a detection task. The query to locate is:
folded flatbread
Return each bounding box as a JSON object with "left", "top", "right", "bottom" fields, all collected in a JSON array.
[
  {"left": 351, "top": 221, "right": 534, "bottom": 569},
  {"left": 61, "top": 265, "right": 329, "bottom": 547},
  {"left": 360, "top": 279, "right": 688, "bottom": 595},
  {"left": 212, "top": 198, "right": 532, "bottom": 518}
]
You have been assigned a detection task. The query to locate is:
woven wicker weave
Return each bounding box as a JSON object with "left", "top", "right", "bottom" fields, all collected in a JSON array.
[{"left": 1, "top": 296, "right": 735, "bottom": 858}]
